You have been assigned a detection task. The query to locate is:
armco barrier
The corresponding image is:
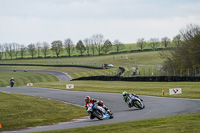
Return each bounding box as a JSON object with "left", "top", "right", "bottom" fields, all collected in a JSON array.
[{"left": 73, "top": 76, "right": 200, "bottom": 82}]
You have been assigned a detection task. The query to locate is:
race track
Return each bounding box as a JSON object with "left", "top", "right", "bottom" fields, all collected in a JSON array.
[{"left": 1, "top": 87, "right": 200, "bottom": 133}]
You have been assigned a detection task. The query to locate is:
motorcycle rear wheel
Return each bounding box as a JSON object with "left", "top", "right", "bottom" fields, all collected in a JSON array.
[{"left": 107, "top": 110, "right": 114, "bottom": 119}]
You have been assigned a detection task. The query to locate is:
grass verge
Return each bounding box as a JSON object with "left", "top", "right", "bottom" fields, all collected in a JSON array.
[
  {"left": 0, "top": 91, "right": 87, "bottom": 131},
  {"left": 0, "top": 66, "right": 120, "bottom": 79},
  {"left": 34, "top": 81, "right": 200, "bottom": 99},
  {"left": 38, "top": 113, "right": 200, "bottom": 133},
  {"left": 0, "top": 51, "right": 163, "bottom": 66},
  {"left": 0, "top": 71, "right": 59, "bottom": 87}
]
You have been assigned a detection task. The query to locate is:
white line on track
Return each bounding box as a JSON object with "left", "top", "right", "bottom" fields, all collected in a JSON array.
[{"left": 0, "top": 90, "right": 10, "bottom": 93}]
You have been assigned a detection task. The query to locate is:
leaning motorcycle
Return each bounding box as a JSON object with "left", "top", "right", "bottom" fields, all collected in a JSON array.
[
  {"left": 87, "top": 103, "right": 114, "bottom": 120},
  {"left": 127, "top": 95, "right": 145, "bottom": 109}
]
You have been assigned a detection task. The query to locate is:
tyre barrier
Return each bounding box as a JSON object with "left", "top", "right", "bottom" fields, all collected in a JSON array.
[{"left": 73, "top": 76, "right": 200, "bottom": 82}]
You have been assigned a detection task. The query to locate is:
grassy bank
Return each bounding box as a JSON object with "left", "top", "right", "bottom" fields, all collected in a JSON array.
[
  {"left": 34, "top": 81, "right": 200, "bottom": 99},
  {"left": 0, "top": 51, "right": 163, "bottom": 66},
  {"left": 0, "top": 91, "right": 87, "bottom": 131},
  {"left": 39, "top": 113, "right": 200, "bottom": 133},
  {"left": 0, "top": 51, "right": 165, "bottom": 78},
  {"left": 0, "top": 71, "right": 59, "bottom": 87},
  {"left": 0, "top": 66, "right": 120, "bottom": 79}
]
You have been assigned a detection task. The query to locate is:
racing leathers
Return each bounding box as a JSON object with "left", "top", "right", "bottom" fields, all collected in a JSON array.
[
  {"left": 123, "top": 93, "right": 142, "bottom": 108},
  {"left": 85, "top": 98, "right": 108, "bottom": 119}
]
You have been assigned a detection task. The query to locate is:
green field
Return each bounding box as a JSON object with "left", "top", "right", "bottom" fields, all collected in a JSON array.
[
  {"left": 0, "top": 51, "right": 163, "bottom": 66},
  {"left": 0, "top": 71, "right": 59, "bottom": 87},
  {"left": 0, "top": 51, "right": 165, "bottom": 77},
  {"left": 0, "top": 49, "right": 199, "bottom": 132},
  {"left": 0, "top": 92, "right": 86, "bottom": 131},
  {"left": 39, "top": 113, "right": 200, "bottom": 133},
  {"left": 0, "top": 66, "right": 121, "bottom": 79}
]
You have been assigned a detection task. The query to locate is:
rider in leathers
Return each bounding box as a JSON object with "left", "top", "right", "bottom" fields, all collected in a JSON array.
[
  {"left": 10, "top": 77, "right": 15, "bottom": 87},
  {"left": 122, "top": 91, "right": 143, "bottom": 108},
  {"left": 84, "top": 96, "right": 108, "bottom": 119}
]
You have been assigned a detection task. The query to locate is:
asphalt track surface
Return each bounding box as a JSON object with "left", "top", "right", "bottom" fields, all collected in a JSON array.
[
  {"left": 0, "top": 69, "right": 72, "bottom": 81},
  {"left": 1, "top": 87, "right": 200, "bottom": 133}
]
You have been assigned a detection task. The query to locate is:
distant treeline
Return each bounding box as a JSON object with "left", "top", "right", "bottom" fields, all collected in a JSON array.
[{"left": 0, "top": 33, "right": 177, "bottom": 60}]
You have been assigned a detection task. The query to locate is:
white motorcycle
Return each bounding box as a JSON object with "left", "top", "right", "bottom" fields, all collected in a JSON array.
[
  {"left": 126, "top": 95, "right": 145, "bottom": 109},
  {"left": 87, "top": 103, "right": 114, "bottom": 120}
]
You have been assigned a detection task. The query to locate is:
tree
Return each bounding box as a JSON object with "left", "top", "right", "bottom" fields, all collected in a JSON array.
[
  {"left": 13, "top": 43, "right": 20, "bottom": 59},
  {"left": 161, "top": 24, "right": 200, "bottom": 76},
  {"left": 41, "top": 42, "right": 49, "bottom": 58},
  {"left": 83, "top": 38, "right": 91, "bottom": 56},
  {"left": 102, "top": 39, "right": 112, "bottom": 54},
  {"left": 148, "top": 38, "right": 159, "bottom": 50},
  {"left": 27, "top": 43, "right": 36, "bottom": 59},
  {"left": 91, "top": 34, "right": 105, "bottom": 55},
  {"left": 64, "top": 38, "right": 74, "bottom": 57},
  {"left": 3, "top": 43, "right": 9, "bottom": 59},
  {"left": 113, "top": 39, "right": 124, "bottom": 52},
  {"left": 5, "top": 43, "right": 16, "bottom": 59},
  {"left": 0, "top": 44, "right": 4, "bottom": 60},
  {"left": 161, "top": 37, "right": 170, "bottom": 48},
  {"left": 7, "top": 43, "right": 15, "bottom": 59},
  {"left": 51, "top": 40, "right": 63, "bottom": 57},
  {"left": 137, "top": 38, "right": 146, "bottom": 50},
  {"left": 173, "top": 34, "right": 182, "bottom": 46},
  {"left": 20, "top": 44, "right": 26, "bottom": 59},
  {"left": 76, "top": 40, "right": 86, "bottom": 56},
  {"left": 90, "top": 39, "right": 96, "bottom": 55},
  {"left": 36, "top": 42, "right": 41, "bottom": 58}
]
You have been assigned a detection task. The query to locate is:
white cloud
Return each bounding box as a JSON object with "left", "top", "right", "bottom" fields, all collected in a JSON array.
[
  {"left": 1, "top": 15, "right": 199, "bottom": 44},
  {"left": 0, "top": 0, "right": 200, "bottom": 45}
]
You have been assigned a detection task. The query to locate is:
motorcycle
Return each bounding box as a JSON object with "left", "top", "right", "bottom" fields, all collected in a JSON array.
[
  {"left": 87, "top": 103, "right": 114, "bottom": 120},
  {"left": 127, "top": 95, "right": 145, "bottom": 109},
  {"left": 10, "top": 80, "right": 15, "bottom": 87}
]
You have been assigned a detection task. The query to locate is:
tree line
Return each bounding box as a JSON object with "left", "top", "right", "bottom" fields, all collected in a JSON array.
[
  {"left": 0, "top": 33, "right": 175, "bottom": 60},
  {"left": 136, "top": 36, "right": 172, "bottom": 50},
  {"left": 0, "top": 34, "right": 124, "bottom": 59}
]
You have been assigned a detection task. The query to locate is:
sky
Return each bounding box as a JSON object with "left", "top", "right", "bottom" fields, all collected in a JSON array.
[{"left": 0, "top": 0, "right": 200, "bottom": 45}]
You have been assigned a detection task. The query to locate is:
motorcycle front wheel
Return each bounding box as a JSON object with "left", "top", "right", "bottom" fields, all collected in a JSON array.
[
  {"left": 135, "top": 100, "right": 144, "bottom": 109},
  {"left": 93, "top": 109, "right": 104, "bottom": 120}
]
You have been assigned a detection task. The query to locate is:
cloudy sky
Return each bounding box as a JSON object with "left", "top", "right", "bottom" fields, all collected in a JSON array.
[{"left": 0, "top": 0, "right": 200, "bottom": 45}]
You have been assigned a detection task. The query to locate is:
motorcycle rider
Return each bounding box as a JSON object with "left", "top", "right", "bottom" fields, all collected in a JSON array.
[
  {"left": 84, "top": 96, "right": 109, "bottom": 119},
  {"left": 122, "top": 91, "right": 143, "bottom": 108},
  {"left": 10, "top": 77, "right": 15, "bottom": 87}
]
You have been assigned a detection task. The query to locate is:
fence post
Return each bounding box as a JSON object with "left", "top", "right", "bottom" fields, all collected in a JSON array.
[{"left": 149, "top": 69, "right": 150, "bottom": 76}]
